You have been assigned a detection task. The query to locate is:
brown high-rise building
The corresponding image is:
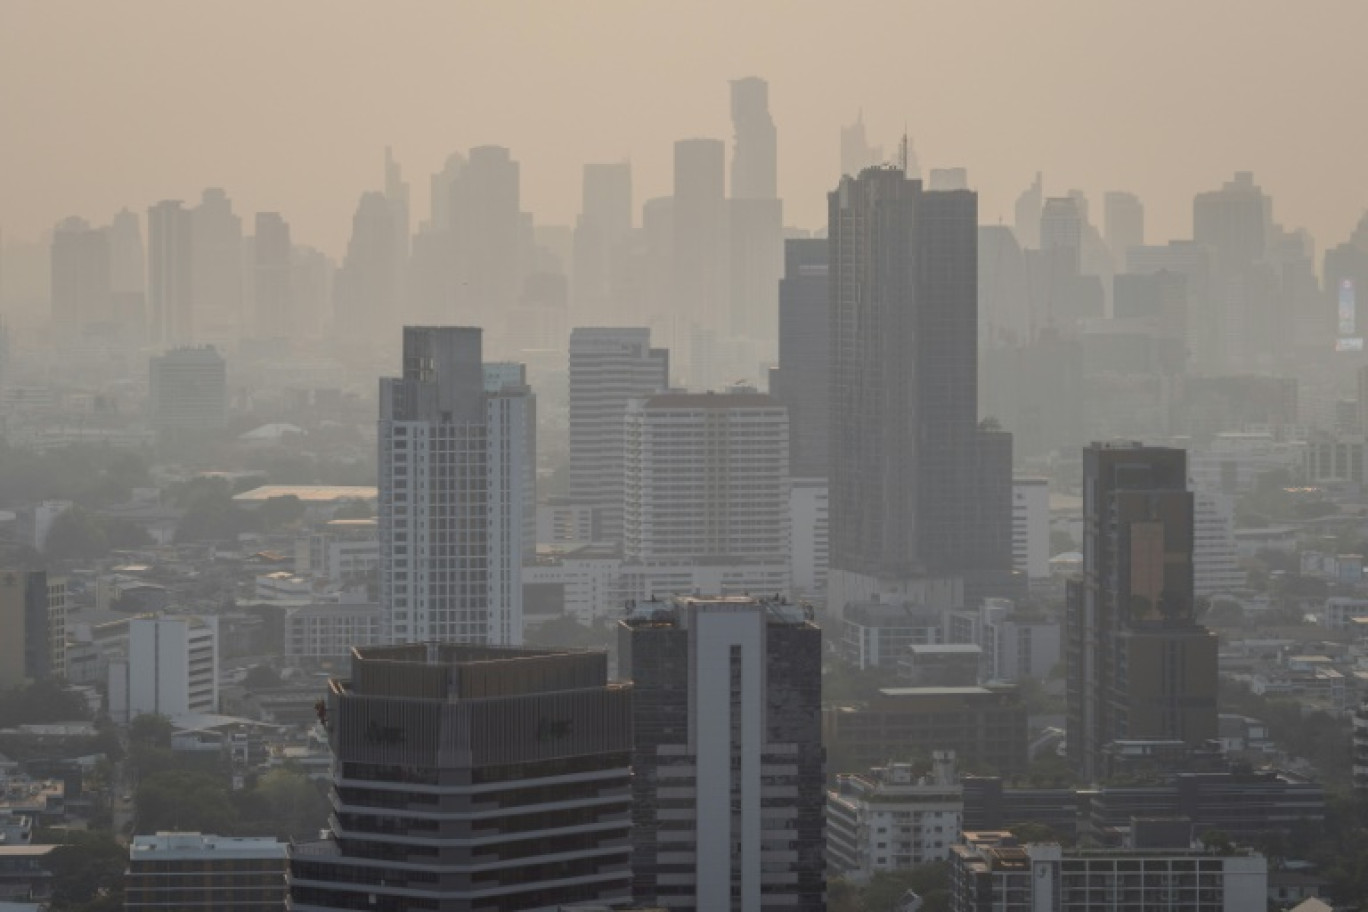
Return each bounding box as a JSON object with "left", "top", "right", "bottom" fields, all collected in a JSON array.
[{"left": 1065, "top": 442, "right": 1218, "bottom": 782}]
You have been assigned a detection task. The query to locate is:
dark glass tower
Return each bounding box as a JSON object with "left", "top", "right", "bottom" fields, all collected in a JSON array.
[
  {"left": 828, "top": 167, "right": 1014, "bottom": 604},
  {"left": 769, "top": 238, "right": 830, "bottom": 479},
  {"left": 1065, "top": 442, "right": 1218, "bottom": 781}
]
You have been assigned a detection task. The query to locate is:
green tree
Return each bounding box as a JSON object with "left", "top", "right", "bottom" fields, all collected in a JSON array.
[
  {"left": 0, "top": 680, "right": 90, "bottom": 727},
  {"left": 259, "top": 495, "right": 306, "bottom": 530},
  {"left": 135, "top": 770, "right": 239, "bottom": 834},
  {"left": 37, "top": 828, "right": 127, "bottom": 911},
  {"left": 129, "top": 713, "right": 172, "bottom": 748},
  {"left": 332, "top": 499, "right": 374, "bottom": 520},
  {"left": 235, "top": 768, "right": 330, "bottom": 839},
  {"left": 43, "top": 507, "right": 109, "bottom": 561}
]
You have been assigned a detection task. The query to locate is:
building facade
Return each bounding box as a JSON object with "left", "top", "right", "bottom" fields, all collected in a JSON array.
[
  {"left": 289, "top": 644, "right": 633, "bottom": 912},
  {"left": 0, "top": 571, "right": 65, "bottom": 688},
  {"left": 113, "top": 615, "right": 219, "bottom": 722},
  {"left": 149, "top": 346, "right": 228, "bottom": 437},
  {"left": 126, "top": 833, "right": 287, "bottom": 912},
  {"left": 619, "top": 596, "right": 825, "bottom": 911}
]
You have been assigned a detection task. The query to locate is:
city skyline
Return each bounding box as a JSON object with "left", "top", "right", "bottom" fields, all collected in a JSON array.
[{"left": 4, "top": 1, "right": 1368, "bottom": 258}]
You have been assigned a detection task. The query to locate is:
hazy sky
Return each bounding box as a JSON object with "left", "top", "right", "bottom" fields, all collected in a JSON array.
[{"left": 3, "top": 0, "right": 1366, "bottom": 258}]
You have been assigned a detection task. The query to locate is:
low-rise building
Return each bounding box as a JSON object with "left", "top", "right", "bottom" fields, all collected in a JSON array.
[
  {"left": 124, "top": 833, "right": 287, "bottom": 912},
  {"left": 283, "top": 602, "right": 382, "bottom": 662},
  {"left": 841, "top": 601, "right": 945, "bottom": 671}
]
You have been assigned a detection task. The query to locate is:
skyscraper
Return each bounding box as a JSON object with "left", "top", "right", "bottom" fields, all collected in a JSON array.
[
  {"left": 840, "top": 110, "right": 883, "bottom": 178},
  {"left": 148, "top": 345, "right": 228, "bottom": 440},
  {"left": 334, "top": 191, "right": 398, "bottom": 349},
  {"left": 290, "top": 644, "right": 634, "bottom": 912},
  {"left": 572, "top": 162, "right": 633, "bottom": 325},
  {"left": 0, "top": 570, "right": 65, "bottom": 689},
  {"left": 1103, "top": 191, "right": 1145, "bottom": 267},
  {"left": 828, "top": 167, "right": 1014, "bottom": 610},
  {"left": 379, "top": 327, "right": 489, "bottom": 644},
  {"left": 252, "top": 212, "right": 291, "bottom": 338},
  {"left": 729, "top": 76, "right": 776, "bottom": 200},
  {"left": 568, "top": 327, "right": 669, "bottom": 543},
  {"left": 484, "top": 362, "right": 536, "bottom": 646},
  {"left": 769, "top": 238, "right": 830, "bottom": 478},
  {"left": 190, "top": 188, "right": 243, "bottom": 344},
  {"left": 1013, "top": 171, "right": 1043, "bottom": 249},
  {"left": 50, "top": 217, "right": 110, "bottom": 334},
  {"left": 450, "top": 146, "right": 524, "bottom": 338},
  {"left": 672, "top": 138, "right": 727, "bottom": 378},
  {"left": 146, "top": 200, "right": 194, "bottom": 346},
  {"left": 619, "top": 595, "right": 825, "bottom": 911},
  {"left": 1065, "top": 442, "right": 1218, "bottom": 782}
]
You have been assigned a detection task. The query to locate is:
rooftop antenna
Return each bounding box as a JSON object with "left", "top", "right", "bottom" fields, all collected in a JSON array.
[{"left": 899, "top": 129, "right": 909, "bottom": 173}]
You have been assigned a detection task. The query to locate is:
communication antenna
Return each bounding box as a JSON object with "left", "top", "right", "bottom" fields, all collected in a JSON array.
[{"left": 899, "top": 129, "right": 909, "bottom": 173}]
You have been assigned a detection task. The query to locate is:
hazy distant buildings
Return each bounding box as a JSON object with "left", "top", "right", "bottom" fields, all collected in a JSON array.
[
  {"left": 0, "top": 571, "right": 65, "bottom": 689},
  {"left": 290, "top": 644, "right": 633, "bottom": 912},
  {"left": 769, "top": 237, "right": 829, "bottom": 478},
  {"left": 252, "top": 212, "right": 292, "bottom": 339},
  {"left": 1104, "top": 191, "right": 1145, "bottom": 267},
  {"left": 334, "top": 191, "right": 398, "bottom": 348},
  {"left": 380, "top": 327, "right": 526, "bottom": 645},
  {"left": 1013, "top": 172, "right": 1043, "bottom": 250},
  {"left": 451, "top": 146, "right": 525, "bottom": 342},
  {"left": 840, "top": 110, "right": 883, "bottom": 178},
  {"left": 573, "top": 162, "right": 633, "bottom": 325},
  {"left": 190, "top": 188, "right": 243, "bottom": 344},
  {"left": 146, "top": 200, "right": 194, "bottom": 347},
  {"left": 50, "top": 217, "right": 110, "bottom": 335},
  {"left": 148, "top": 346, "right": 227, "bottom": 440},
  {"left": 619, "top": 595, "right": 825, "bottom": 911},
  {"left": 108, "top": 207, "right": 145, "bottom": 295},
  {"left": 672, "top": 138, "right": 727, "bottom": 382},
  {"left": 828, "top": 166, "right": 1014, "bottom": 612},
  {"left": 727, "top": 78, "right": 783, "bottom": 343},
  {"left": 1066, "top": 443, "right": 1218, "bottom": 781},
  {"left": 568, "top": 328, "right": 669, "bottom": 543}
]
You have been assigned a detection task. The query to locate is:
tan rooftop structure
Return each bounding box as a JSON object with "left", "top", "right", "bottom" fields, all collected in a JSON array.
[{"left": 232, "top": 485, "right": 376, "bottom": 505}]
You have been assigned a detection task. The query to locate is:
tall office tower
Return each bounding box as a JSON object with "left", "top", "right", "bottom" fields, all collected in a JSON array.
[
  {"left": 108, "top": 207, "right": 145, "bottom": 294},
  {"left": 334, "top": 191, "right": 398, "bottom": 347},
  {"left": 622, "top": 391, "right": 791, "bottom": 590},
  {"left": 113, "top": 615, "right": 219, "bottom": 721},
  {"left": 146, "top": 200, "right": 194, "bottom": 346},
  {"left": 1193, "top": 172, "right": 1276, "bottom": 371},
  {"left": 1103, "top": 191, "right": 1145, "bottom": 267},
  {"left": 427, "top": 151, "right": 465, "bottom": 232},
  {"left": 484, "top": 362, "right": 535, "bottom": 646},
  {"left": 619, "top": 595, "right": 825, "bottom": 912},
  {"left": 727, "top": 80, "right": 783, "bottom": 344},
  {"left": 190, "top": 188, "right": 244, "bottom": 343},
  {"left": 1194, "top": 171, "right": 1270, "bottom": 272},
  {"left": 450, "top": 146, "right": 524, "bottom": 335},
  {"left": 568, "top": 328, "right": 669, "bottom": 543},
  {"left": 380, "top": 327, "right": 489, "bottom": 644},
  {"left": 252, "top": 213, "right": 291, "bottom": 338},
  {"left": 50, "top": 217, "right": 110, "bottom": 334},
  {"left": 1065, "top": 442, "right": 1218, "bottom": 782},
  {"left": 289, "top": 644, "right": 634, "bottom": 912},
  {"left": 1040, "top": 196, "right": 1083, "bottom": 269},
  {"left": 1326, "top": 214, "right": 1368, "bottom": 348},
  {"left": 929, "top": 167, "right": 969, "bottom": 191},
  {"left": 769, "top": 238, "right": 830, "bottom": 478},
  {"left": 730, "top": 76, "right": 776, "bottom": 200},
  {"left": 291, "top": 245, "right": 333, "bottom": 340},
  {"left": 0, "top": 570, "right": 66, "bottom": 688},
  {"left": 572, "top": 162, "right": 634, "bottom": 325},
  {"left": 641, "top": 196, "right": 676, "bottom": 347},
  {"left": 383, "top": 146, "right": 410, "bottom": 269},
  {"left": 840, "top": 110, "right": 883, "bottom": 178},
  {"left": 1013, "top": 171, "right": 1043, "bottom": 249},
  {"left": 978, "top": 225, "right": 1028, "bottom": 347},
  {"left": 149, "top": 346, "right": 228, "bottom": 438},
  {"left": 672, "top": 139, "right": 727, "bottom": 377},
  {"left": 828, "top": 167, "right": 1014, "bottom": 612}
]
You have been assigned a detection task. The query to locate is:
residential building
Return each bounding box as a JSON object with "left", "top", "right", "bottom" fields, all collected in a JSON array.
[
  {"left": 898, "top": 644, "right": 983, "bottom": 687},
  {"left": 827, "top": 752, "right": 963, "bottom": 881},
  {"left": 125, "top": 833, "right": 287, "bottom": 912},
  {"left": 618, "top": 595, "right": 825, "bottom": 911},
  {"left": 148, "top": 346, "right": 228, "bottom": 439},
  {"left": 284, "top": 603, "right": 383, "bottom": 662},
  {"left": 789, "top": 477, "right": 829, "bottom": 601},
  {"left": 949, "top": 828, "right": 1267, "bottom": 912},
  {"left": 190, "top": 188, "right": 244, "bottom": 345},
  {"left": 1066, "top": 442, "right": 1218, "bottom": 781},
  {"left": 306, "top": 519, "right": 379, "bottom": 587},
  {"left": 840, "top": 600, "right": 945, "bottom": 671},
  {"left": 828, "top": 166, "right": 1013, "bottom": 612},
  {"left": 568, "top": 328, "right": 669, "bottom": 543},
  {"left": 289, "top": 644, "right": 633, "bottom": 912},
  {"left": 147, "top": 200, "right": 194, "bottom": 346},
  {"left": 672, "top": 138, "right": 727, "bottom": 380},
  {"left": 50, "top": 217, "right": 110, "bottom": 334},
  {"left": 110, "top": 615, "right": 218, "bottom": 722},
  {"left": 484, "top": 362, "right": 536, "bottom": 645},
  {"left": 1194, "top": 492, "right": 1245, "bottom": 595},
  {"left": 1012, "top": 478, "right": 1050, "bottom": 580},
  {"left": 0, "top": 571, "right": 65, "bottom": 687}
]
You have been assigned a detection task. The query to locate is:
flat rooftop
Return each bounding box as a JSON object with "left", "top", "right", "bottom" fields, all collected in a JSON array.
[
  {"left": 130, "top": 833, "right": 287, "bottom": 860},
  {"left": 233, "top": 485, "right": 377, "bottom": 504}
]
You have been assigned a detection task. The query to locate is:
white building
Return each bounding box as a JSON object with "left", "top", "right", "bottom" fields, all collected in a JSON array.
[
  {"left": 790, "top": 477, "right": 829, "bottom": 601},
  {"left": 568, "top": 327, "right": 669, "bottom": 543},
  {"left": 305, "top": 519, "right": 379, "bottom": 586},
  {"left": 522, "top": 546, "right": 622, "bottom": 625},
  {"left": 379, "top": 327, "right": 526, "bottom": 645},
  {"left": 1195, "top": 491, "right": 1246, "bottom": 595},
  {"left": 621, "top": 389, "right": 791, "bottom": 599},
  {"left": 111, "top": 615, "right": 218, "bottom": 722},
  {"left": 484, "top": 362, "right": 536, "bottom": 645},
  {"left": 948, "top": 599, "right": 1061, "bottom": 683},
  {"left": 1012, "top": 477, "right": 1050, "bottom": 580},
  {"left": 827, "top": 752, "right": 963, "bottom": 881}
]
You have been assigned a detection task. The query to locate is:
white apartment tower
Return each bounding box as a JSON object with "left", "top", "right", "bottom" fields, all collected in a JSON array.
[
  {"left": 381, "top": 327, "right": 528, "bottom": 645},
  {"left": 622, "top": 389, "right": 790, "bottom": 596},
  {"left": 1012, "top": 477, "right": 1050, "bottom": 580},
  {"left": 1195, "top": 490, "right": 1246, "bottom": 595},
  {"left": 113, "top": 615, "right": 219, "bottom": 722},
  {"left": 484, "top": 362, "right": 535, "bottom": 645},
  {"left": 568, "top": 327, "right": 669, "bottom": 543}
]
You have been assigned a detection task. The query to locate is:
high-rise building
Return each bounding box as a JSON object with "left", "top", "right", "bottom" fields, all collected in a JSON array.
[
  {"left": 334, "top": 191, "right": 399, "bottom": 349},
  {"left": 828, "top": 166, "right": 1014, "bottom": 611},
  {"left": 126, "top": 834, "right": 287, "bottom": 912},
  {"left": 450, "top": 146, "right": 524, "bottom": 340},
  {"left": 1194, "top": 171, "right": 1270, "bottom": 273},
  {"left": 1103, "top": 191, "right": 1145, "bottom": 267},
  {"left": 840, "top": 110, "right": 883, "bottom": 178},
  {"left": 380, "top": 327, "right": 488, "bottom": 644},
  {"left": 621, "top": 390, "right": 790, "bottom": 596},
  {"left": 730, "top": 76, "right": 776, "bottom": 201},
  {"left": 289, "top": 644, "right": 633, "bottom": 912},
  {"left": 190, "top": 188, "right": 244, "bottom": 344},
  {"left": 50, "top": 217, "right": 110, "bottom": 334},
  {"left": 252, "top": 212, "right": 292, "bottom": 339},
  {"left": 148, "top": 346, "right": 228, "bottom": 440},
  {"left": 108, "top": 207, "right": 145, "bottom": 295},
  {"left": 1040, "top": 196, "right": 1083, "bottom": 271},
  {"left": 728, "top": 79, "right": 783, "bottom": 348},
  {"left": 1013, "top": 172, "right": 1043, "bottom": 250},
  {"left": 769, "top": 238, "right": 829, "bottom": 478},
  {"left": 1065, "top": 442, "right": 1219, "bottom": 781},
  {"left": 568, "top": 328, "right": 669, "bottom": 543},
  {"left": 484, "top": 361, "right": 536, "bottom": 646},
  {"left": 1012, "top": 477, "right": 1050, "bottom": 580},
  {"left": 827, "top": 753, "right": 962, "bottom": 880},
  {"left": 672, "top": 138, "right": 727, "bottom": 376},
  {"left": 573, "top": 163, "right": 634, "bottom": 325},
  {"left": 0, "top": 570, "right": 66, "bottom": 688},
  {"left": 619, "top": 595, "right": 825, "bottom": 911},
  {"left": 146, "top": 200, "right": 194, "bottom": 346}
]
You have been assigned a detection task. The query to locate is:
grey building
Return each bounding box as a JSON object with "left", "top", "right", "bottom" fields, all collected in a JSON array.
[
  {"left": 828, "top": 166, "right": 1014, "bottom": 609},
  {"left": 289, "top": 644, "right": 633, "bottom": 912},
  {"left": 50, "top": 217, "right": 110, "bottom": 334},
  {"left": 148, "top": 346, "right": 227, "bottom": 440},
  {"left": 619, "top": 596, "right": 825, "bottom": 911},
  {"left": 146, "top": 199, "right": 194, "bottom": 347},
  {"left": 769, "top": 238, "right": 829, "bottom": 478}
]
